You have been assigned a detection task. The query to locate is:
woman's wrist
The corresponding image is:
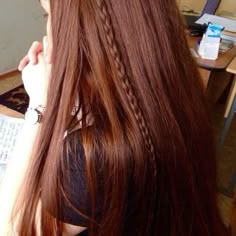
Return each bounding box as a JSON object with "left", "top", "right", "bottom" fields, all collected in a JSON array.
[{"left": 28, "top": 97, "right": 47, "bottom": 109}]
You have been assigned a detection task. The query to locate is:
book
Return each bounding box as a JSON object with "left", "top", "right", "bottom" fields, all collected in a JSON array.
[
  {"left": 0, "top": 114, "right": 24, "bottom": 186},
  {"left": 219, "top": 39, "right": 234, "bottom": 52},
  {"left": 222, "top": 30, "right": 236, "bottom": 37},
  {"left": 221, "top": 30, "right": 236, "bottom": 44},
  {"left": 221, "top": 34, "right": 236, "bottom": 44}
]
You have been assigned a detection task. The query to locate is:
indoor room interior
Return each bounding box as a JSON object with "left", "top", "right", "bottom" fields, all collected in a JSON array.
[
  {"left": 0, "top": 0, "right": 235, "bottom": 235},
  {"left": 178, "top": 1, "right": 236, "bottom": 234}
]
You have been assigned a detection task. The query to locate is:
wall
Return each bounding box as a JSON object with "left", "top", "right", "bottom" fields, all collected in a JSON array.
[
  {"left": 0, "top": 0, "right": 46, "bottom": 73},
  {"left": 217, "top": 0, "right": 236, "bottom": 17},
  {"left": 178, "top": 0, "right": 236, "bottom": 16},
  {"left": 178, "top": 0, "right": 206, "bottom": 13}
]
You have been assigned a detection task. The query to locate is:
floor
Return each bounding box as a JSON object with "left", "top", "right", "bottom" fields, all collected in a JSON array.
[{"left": 0, "top": 73, "right": 235, "bottom": 230}]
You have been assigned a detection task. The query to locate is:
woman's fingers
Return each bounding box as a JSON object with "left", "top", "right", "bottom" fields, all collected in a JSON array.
[
  {"left": 18, "top": 41, "right": 43, "bottom": 71},
  {"left": 18, "top": 56, "right": 29, "bottom": 71},
  {"left": 28, "top": 41, "right": 43, "bottom": 64}
]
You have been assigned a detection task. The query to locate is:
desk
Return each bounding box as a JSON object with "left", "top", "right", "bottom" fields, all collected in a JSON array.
[
  {"left": 227, "top": 56, "right": 236, "bottom": 74},
  {"left": 0, "top": 105, "right": 23, "bottom": 118},
  {"left": 225, "top": 57, "right": 236, "bottom": 117},
  {"left": 187, "top": 36, "right": 236, "bottom": 103},
  {"left": 188, "top": 36, "right": 236, "bottom": 71}
]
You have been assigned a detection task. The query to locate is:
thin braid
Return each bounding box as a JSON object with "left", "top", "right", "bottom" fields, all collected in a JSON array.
[{"left": 96, "top": 0, "right": 157, "bottom": 176}]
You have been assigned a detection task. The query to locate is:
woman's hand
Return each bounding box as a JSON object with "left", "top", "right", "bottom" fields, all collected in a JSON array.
[
  {"left": 21, "top": 37, "right": 51, "bottom": 108},
  {"left": 18, "top": 41, "right": 43, "bottom": 71},
  {"left": 18, "top": 35, "right": 52, "bottom": 72}
]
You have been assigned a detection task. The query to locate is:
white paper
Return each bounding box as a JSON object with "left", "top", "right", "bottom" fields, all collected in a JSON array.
[
  {"left": 196, "top": 14, "right": 236, "bottom": 33},
  {"left": 0, "top": 114, "right": 24, "bottom": 185}
]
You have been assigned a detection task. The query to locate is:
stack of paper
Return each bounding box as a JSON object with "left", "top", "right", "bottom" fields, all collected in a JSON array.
[
  {"left": 0, "top": 114, "right": 24, "bottom": 186},
  {"left": 221, "top": 31, "right": 236, "bottom": 44}
]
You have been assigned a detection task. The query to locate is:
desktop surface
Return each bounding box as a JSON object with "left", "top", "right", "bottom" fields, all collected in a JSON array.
[{"left": 187, "top": 36, "right": 236, "bottom": 71}]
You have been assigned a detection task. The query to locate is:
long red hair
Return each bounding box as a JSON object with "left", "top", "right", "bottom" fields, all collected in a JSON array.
[{"left": 16, "top": 0, "right": 227, "bottom": 235}]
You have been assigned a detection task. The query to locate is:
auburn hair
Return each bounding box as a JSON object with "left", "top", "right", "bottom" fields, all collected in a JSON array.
[{"left": 16, "top": 0, "right": 227, "bottom": 235}]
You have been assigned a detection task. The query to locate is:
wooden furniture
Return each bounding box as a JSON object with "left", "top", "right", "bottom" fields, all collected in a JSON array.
[
  {"left": 0, "top": 70, "right": 19, "bottom": 80},
  {"left": 187, "top": 35, "right": 236, "bottom": 109},
  {"left": 219, "top": 57, "right": 236, "bottom": 144},
  {"left": 225, "top": 57, "right": 236, "bottom": 116},
  {"left": 0, "top": 105, "right": 23, "bottom": 118},
  {"left": 188, "top": 36, "right": 236, "bottom": 89},
  {"left": 188, "top": 36, "right": 236, "bottom": 71},
  {"left": 0, "top": 71, "right": 22, "bottom": 96}
]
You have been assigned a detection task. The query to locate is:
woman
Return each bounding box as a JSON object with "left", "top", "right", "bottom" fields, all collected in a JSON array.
[{"left": 1, "top": 0, "right": 228, "bottom": 235}]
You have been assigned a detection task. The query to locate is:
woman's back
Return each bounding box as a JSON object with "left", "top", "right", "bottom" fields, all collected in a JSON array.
[{"left": 16, "top": 0, "right": 227, "bottom": 235}]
